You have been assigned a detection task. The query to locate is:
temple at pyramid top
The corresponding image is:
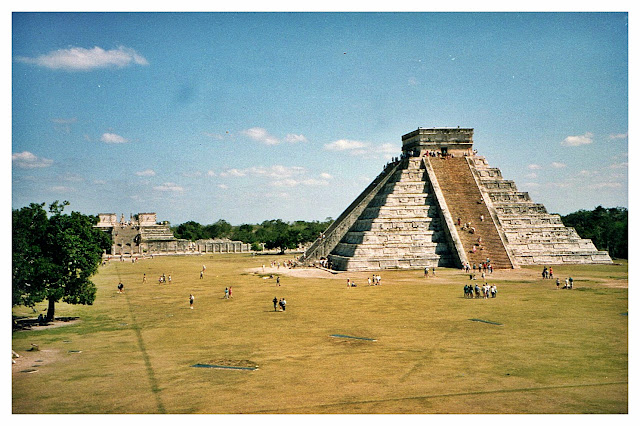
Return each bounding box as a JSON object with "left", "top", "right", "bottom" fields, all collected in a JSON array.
[
  {"left": 402, "top": 127, "right": 474, "bottom": 156},
  {"left": 302, "top": 127, "right": 612, "bottom": 271}
]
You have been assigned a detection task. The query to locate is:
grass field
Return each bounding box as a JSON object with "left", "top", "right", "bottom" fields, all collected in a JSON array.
[{"left": 11, "top": 254, "right": 628, "bottom": 414}]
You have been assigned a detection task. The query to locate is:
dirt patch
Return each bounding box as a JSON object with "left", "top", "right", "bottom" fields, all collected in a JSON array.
[
  {"left": 246, "top": 266, "right": 344, "bottom": 280},
  {"left": 12, "top": 348, "right": 63, "bottom": 375}
]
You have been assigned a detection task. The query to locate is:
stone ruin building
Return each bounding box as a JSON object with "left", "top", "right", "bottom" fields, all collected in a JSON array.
[
  {"left": 301, "top": 127, "right": 612, "bottom": 271},
  {"left": 96, "top": 213, "right": 250, "bottom": 256}
]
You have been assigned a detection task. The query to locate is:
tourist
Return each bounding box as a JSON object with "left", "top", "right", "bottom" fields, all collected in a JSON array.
[
  {"left": 281, "top": 298, "right": 286, "bottom": 311},
  {"left": 118, "top": 282, "right": 124, "bottom": 293},
  {"left": 142, "top": 273, "right": 147, "bottom": 283},
  {"left": 229, "top": 286, "right": 233, "bottom": 298},
  {"left": 424, "top": 266, "right": 429, "bottom": 277},
  {"left": 549, "top": 267, "right": 554, "bottom": 279},
  {"left": 569, "top": 277, "right": 573, "bottom": 289},
  {"left": 273, "top": 296, "right": 278, "bottom": 311},
  {"left": 368, "top": 277, "right": 372, "bottom": 286},
  {"left": 556, "top": 278, "right": 560, "bottom": 289},
  {"left": 190, "top": 294, "right": 194, "bottom": 309},
  {"left": 480, "top": 214, "right": 484, "bottom": 222},
  {"left": 491, "top": 285, "right": 497, "bottom": 298},
  {"left": 347, "top": 278, "right": 351, "bottom": 287},
  {"left": 224, "top": 287, "right": 229, "bottom": 299},
  {"left": 564, "top": 278, "right": 569, "bottom": 289},
  {"left": 474, "top": 284, "right": 480, "bottom": 298},
  {"left": 276, "top": 276, "right": 281, "bottom": 286},
  {"left": 431, "top": 268, "right": 435, "bottom": 277},
  {"left": 200, "top": 270, "right": 203, "bottom": 279},
  {"left": 168, "top": 274, "right": 172, "bottom": 283}
]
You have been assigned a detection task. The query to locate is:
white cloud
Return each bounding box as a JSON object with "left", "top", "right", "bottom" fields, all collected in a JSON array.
[
  {"left": 408, "top": 77, "right": 419, "bottom": 86},
  {"left": 551, "top": 162, "right": 566, "bottom": 169},
  {"left": 320, "top": 172, "right": 333, "bottom": 180},
  {"left": 93, "top": 179, "right": 107, "bottom": 185},
  {"left": 217, "top": 184, "right": 229, "bottom": 189},
  {"left": 608, "top": 132, "right": 628, "bottom": 140},
  {"left": 248, "top": 165, "right": 306, "bottom": 178},
  {"left": 136, "top": 169, "right": 156, "bottom": 177},
  {"left": 242, "top": 127, "right": 280, "bottom": 145},
  {"left": 101, "top": 133, "right": 128, "bottom": 144},
  {"left": 207, "top": 170, "right": 216, "bottom": 177},
  {"left": 562, "top": 132, "right": 593, "bottom": 147},
  {"left": 12, "top": 151, "right": 53, "bottom": 168},
  {"left": 15, "top": 46, "right": 148, "bottom": 71},
  {"left": 379, "top": 143, "right": 398, "bottom": 156},
  {"left": 272, "top": 178, "right": 300, "bottom": 187},
  {"left": 525, "top": 172, "right": 538, "bottom": 179},
  {"left": 153, "top": 182, "right": 184, "bottom": 192},
  {"left": 284, "top": 134, "right": 308, "bottom": 143},
  {"left": 219, "top": 168, "right": 246, "bottom": 177},
  {"left": 300, "top": 178, "right": 330, "bottom": 186},
  {"left": 182, "top": 171, "right": 203, "bottom": 178},
  {"left": 527, "top": 164, "right": 541, "bottom": 170},
  {"left": 324, "top": 139, "right": 368, "bottom": 151}
]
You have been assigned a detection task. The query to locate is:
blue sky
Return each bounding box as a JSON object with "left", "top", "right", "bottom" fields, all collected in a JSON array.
[{"left": 11, "top": 12, "right": 629, "bottom": 226}]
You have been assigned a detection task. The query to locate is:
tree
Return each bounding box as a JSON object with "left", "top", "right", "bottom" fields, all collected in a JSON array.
[
  {"left": 562, "top": 206, "right": 627, "bottom": 259},
  {"left": 264, "top": 223, "right": 301, "bottom": 254},
  {"left": 173, "top": 220, "right": 204, "bottom": 241},
  {"left": 12, "top": 201, "right": 111, "bottom": 321}
]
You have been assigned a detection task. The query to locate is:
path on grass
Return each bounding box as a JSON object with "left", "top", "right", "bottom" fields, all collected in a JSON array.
[
  {"left": 246, "top": 380, "right": 628, "bottom": 413},
  {"left": 116, "top": 265, "right": 166, "bottom": 414}
]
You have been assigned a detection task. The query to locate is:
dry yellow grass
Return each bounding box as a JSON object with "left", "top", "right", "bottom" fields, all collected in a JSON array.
[{"left": 12, "top": 254, "right": 628, "bottom": 413}]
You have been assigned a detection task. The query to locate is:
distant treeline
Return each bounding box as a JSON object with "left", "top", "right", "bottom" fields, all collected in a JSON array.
[
  {"left": 171, "top": 206, "right": 627, "bottom": 258},
  {"left": 171, "top": 218, "right": 334, "bottom": 253},
  {"left": 561, "top": 206, "right": 627, "bottom": 259}
]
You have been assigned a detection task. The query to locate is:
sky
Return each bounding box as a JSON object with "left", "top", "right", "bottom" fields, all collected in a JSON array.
[{"left": 11, "top": 11, "right": 629, "bottom": 226}]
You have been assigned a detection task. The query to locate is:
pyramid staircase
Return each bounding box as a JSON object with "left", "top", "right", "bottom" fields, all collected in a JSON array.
[
  {"left": 428, "top": 156, "right": 514, "bottom": 269},
  {"left": 471, "top": 156, "right": 612, "bottom": 264},
  {"left": 327, "top": 157, "right": 454, "bottom": 271}
]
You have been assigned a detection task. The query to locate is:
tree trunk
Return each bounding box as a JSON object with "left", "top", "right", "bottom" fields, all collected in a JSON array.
[{"left": 46, "top": 297, "right": 56, "bottom": 322}]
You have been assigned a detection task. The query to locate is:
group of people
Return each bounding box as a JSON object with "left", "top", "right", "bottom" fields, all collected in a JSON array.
[
  {"left": 541, "top": 266, "right": 554, "bottom": 279},
  {"left": 557, "top": 277, "right": 574, "bottom": 289},
  {"left": 157, "top": 273, "right": 171, "bottom": 284},
  {"left": 464, "top": 283, "right": 497, "bottom": 299},
  {"left": 424, "top": 266, "right": 437, "bottom": 277},
  {"left": 272, "top": 297, "right": 287, "bottom": 311},
  {"left": 224, "top": 287, "right": 233, "bottom": 299}
]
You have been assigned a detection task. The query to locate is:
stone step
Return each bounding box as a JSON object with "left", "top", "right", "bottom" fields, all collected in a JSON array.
[{"left": 328, "top": 253, "right": 454, "bottom": 271}]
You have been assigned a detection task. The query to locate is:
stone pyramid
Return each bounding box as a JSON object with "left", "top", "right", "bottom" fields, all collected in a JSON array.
[{"left": 302, "top": 128, "right": 612, "bottom": 271}]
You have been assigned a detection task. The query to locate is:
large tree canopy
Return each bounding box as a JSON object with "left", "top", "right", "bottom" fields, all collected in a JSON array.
[
  {"left": 561, "top": 206, "right": 627, "bottom": 259},
  {"left": 12, "top": 201, "right": 111, "bottom": 321}
]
